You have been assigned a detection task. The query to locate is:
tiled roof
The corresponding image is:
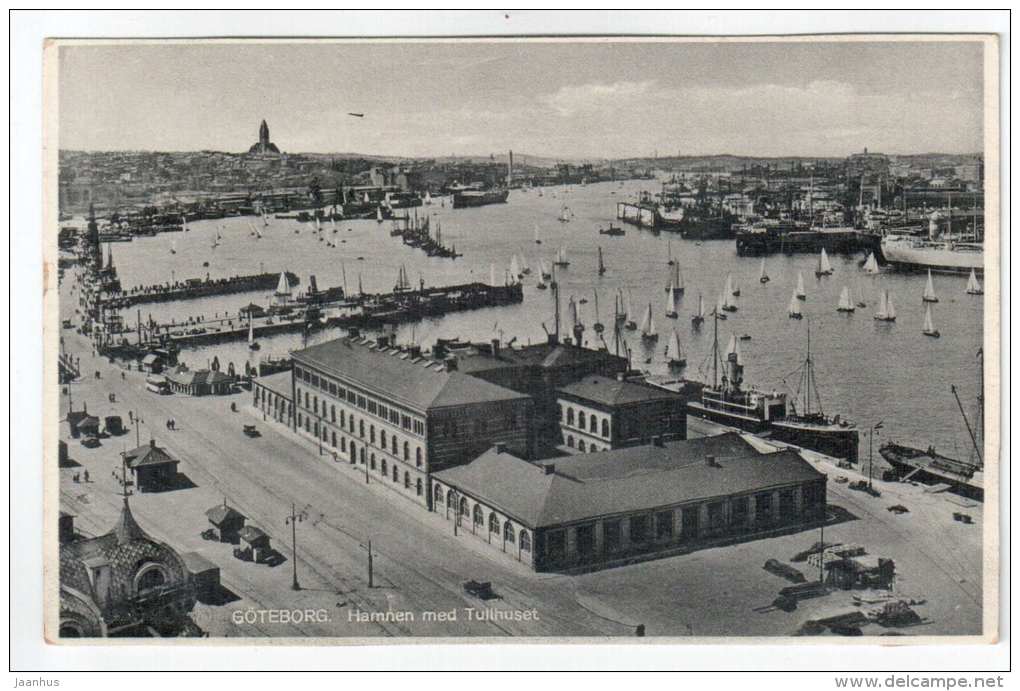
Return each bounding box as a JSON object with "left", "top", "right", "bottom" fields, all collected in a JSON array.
[
  {"left": 124, "top": 441, "right": 178, "bottom": 468},
  {"left": 293, "top": 338, "right": 529, "bottom": 412},
  {"left": 205, "top": 504, "right": 245, "bottom": 525},
  {"left": 558, "top": 375, "right": 684, "bottom": 408},
  {"left": 434, "top": 433, "right": 825, "bottom": 529}
]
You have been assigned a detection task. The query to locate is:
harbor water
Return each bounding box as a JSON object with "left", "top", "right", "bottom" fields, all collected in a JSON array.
[{"left": 108, "top": 180, "right": 984, "bottom": 457}]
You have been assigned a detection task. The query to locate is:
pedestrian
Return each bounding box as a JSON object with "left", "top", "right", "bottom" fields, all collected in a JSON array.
[
  {"left": 121, "top": 371, "right": 125, "bottom": 380},
  {"left": 129, "top": 411, "right": 134, "bottom": 424},
  {"left": 83, "top": 469, "right": 90, "bottom": 483},
  {"left": 166, "top": 419, "right": 170, "bottom": 430}
]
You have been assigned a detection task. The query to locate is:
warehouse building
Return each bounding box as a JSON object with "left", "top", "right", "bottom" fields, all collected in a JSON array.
[
  {"left": 431, "top": 433, "right": 826, "bottom": 571},
  {"left": 287, "top": 336, "right": 533, "bottom": 507}
]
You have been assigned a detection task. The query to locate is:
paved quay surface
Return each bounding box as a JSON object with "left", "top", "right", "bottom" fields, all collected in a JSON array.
[{"left": 57, "top": 267, "right": 983, "bottom": 638}]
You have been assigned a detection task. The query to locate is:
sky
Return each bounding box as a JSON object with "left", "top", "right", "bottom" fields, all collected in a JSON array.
[{"left": 58, "top": 39, "right": 987, "bottom": 159}]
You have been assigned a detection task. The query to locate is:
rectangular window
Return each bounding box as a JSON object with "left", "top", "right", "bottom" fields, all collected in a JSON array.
[
  {"left": 311, "top": 374, "right": 319, "bottom": 387},
  {"left": 401, "top": 414, "right": 411, "bottom": 431},
  {"left": 294, "top": 366, "right": 302, "bottom": 379},
  {"left": 368, "top": 401, "right": 377, "bottom": 415},
  {"left": 357, "top": 395, "right": 366, "bottom": 409},
  {"left": 390, "top": 409, "right": 400, "bottom": 424},
  {"left": 603, "top": 520, "right": 622, "bottom": 552},
  {"left": 378, "top": 404, "right": 388, "bottom": 420},
  {"left": 655, "top": 511, "right": 674, "bottom": 540},
  {"left": 629, "top": 515, "right": 650, "bottom": 543},
  {"left": 329, "top": 382, "right": 337, "bottom": 396}
]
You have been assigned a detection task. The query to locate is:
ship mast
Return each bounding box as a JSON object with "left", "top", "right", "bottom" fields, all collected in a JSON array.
[
  {"left": 712, "top": 309, "right": 719, "bottom": 389},
  {"left": 952, "top": 384, "right": 982, "bottom": 467}
]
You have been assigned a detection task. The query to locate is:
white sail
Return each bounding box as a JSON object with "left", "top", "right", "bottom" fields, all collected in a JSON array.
[
  {"left": 759, "top": 258, "right": 767, "bottom": 280},
  {"left": 923, "top": 303, "right": 935, "bottom": 333},
  {"left": 838, "top": 286, "right": 852, "bottom": 311},
  {"left": 275, "top": 271, "right": 290, "bottom": 297},
  {"left": 819, "top": 248, "right": 832, "bottom": 274},
  {"left": 887, "top": 292, "right": 896, "bottom": 320},
  {"left": 967, "top": 268, "right": 983, "bottom": 294},
  {"left": 534, "top": 225, "right": 540, "bottom": 243},
  {"left": 490, "top": 263, "right": 498, "bottom": 287},
  {"left": 666, "top": 330, "right": 684, "bottom": 363},
  {"left": 863, "top": 252, "right": 880, "bottom": 274},
  {"left": 539, "top": 258, "right": 549, "bottom": 277},
  {"left": 520, "top": 254, "right": 530, "bottom": 273},
  {"left": 425, "top": 190, "right": 432, "bottom": 205},
  {"left": 622, "top": 290, "right": 632, "bottom": 319},
  {"left": 677, "top": 266, "right": 685, "bottom": 292},
  {"left": 875, "top": 290, "right": 888, "bottom": 318},
  {"left": 724, "top": 274, "right": 734, "bottom": 297},
  {"left": 923, "top": 270, "right": 938, "bottom": 301},
  {"left": 510, "top": 255, "right": 521, "bottom": 278},
  {"left": 170, "top": 238, "right": 176, "bottom": 253},
  {"left": 376, "top": 206, "right": 383, "bottom": 222},
  {"left": 697, "top": 294, "right": 705, "bottom": 318},
  {"left": 796, "top": 271, "right": 806, "bottom": 298},
  {"left": 788, "top": 291, "right": 802, "bottom": 316},
  {"left": 725, "top": 334, "right": 737, "bottom": 360},
  {"left": 640, "top": 303, "right": 656, "bottom": 336}
]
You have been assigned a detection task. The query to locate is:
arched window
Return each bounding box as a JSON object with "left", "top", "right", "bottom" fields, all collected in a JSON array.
[
  {"left": 577, "top": 411, "right": 586, "bottom": 429},
  {"left": 359, "top": 447, "right": 365, "bottom": 464},
  {"left": 403, "top": 441, "right": 410, "bottom": 461},
  {"left": 489, "top": 513, "right": 500, "bottom": 533},
  {"left": 601, "top": 419, "right": 610, "bottom": 438},
  {"left": 503, "top": 520, "right": 515, "bottom": 544},
  {"left": 520, "top": 530, "right": 531, "bottom": 552},
  {"left": 340, "top": 410, "right": 346, "bottom": 426},
  {"left": 404, "top": 471, "right": 410, "bottom": 489},
  {"left": 473, "top": 504, "right": 484, "bottom": 527},
  {"left": 359, "top": 420, "right": 365, "bottom": 438},
  {"left": 391, "top": 437, "right": 398, "bottom": 455},
  {"left": 578, "top": 440, "right": 586, "bottom": 452},
  {"left": 370, "top": 454, "right": 376, "bottom": 470},
  {"left": 135, "top": 563, "right": 168, "bottom": 593},
  {"left": 567, "top": 435, "right": 574, "bottom": 448},
  {"left": 370, "top": 425, "right": 375, "bottom": 444},
  {"left": 381, "top": 459, "right": 387, "bottom": 475},
  {"left": 392, "top": 465, "right": 399, "bottom": 482},
  {"left": 341, "top": 437, "right": 347, "bottom": 453},
  {"left": 589, "top": 415, "right": 598, "bottom": 433},
  {"left": 415, "top": 447, "right": 423, "bottom": 467},
  {"left": 459, "top": 497, "right": 469, "bottom": 518},
  {"left": 566, "top": 407, "right": 574, "bottom": 425},
  {"left": 434, "top": 485, "right": 444, "bottom": 505},
  {"left": 331, "top": 405, "right": 336, "bottom": 423},
  {"left": 380, "top": 430, "right": 386, "bottom": 448},
  {"left": 331, "top": 431, "right": 336, "bottom": 448},
  {"left": 416, "top": 479, "right": 423, "bottom": 496},
  {"left": 447, "top": 489, "right": 456, "bottom": 507}
]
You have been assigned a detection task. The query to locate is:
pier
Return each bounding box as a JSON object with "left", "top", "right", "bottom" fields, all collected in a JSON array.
[
  {"left": 103, "top": 271, "right": 301, "bottom": 309},
  {"left": 735, "top": 227, "right": 881, "bottom": 256}
]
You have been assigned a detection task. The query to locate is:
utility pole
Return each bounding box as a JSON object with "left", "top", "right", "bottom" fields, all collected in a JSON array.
[
  {"left": 359, "top": 538, "right": 374, "bottom": 588},
  {"left": 134, "top": 412, "right": 144, "bottom": 447},
  {"left": 285, "top": 503, "right": 307, "bottom": 591}
]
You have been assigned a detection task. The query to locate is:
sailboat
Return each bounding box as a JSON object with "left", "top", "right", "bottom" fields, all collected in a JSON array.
[
  {"left": 640, "top": 303, "right": 658, "bottom": 342},
  {"left": 667, "top": 240, "right": 676, "bottom": 266},
  {"left": 558, "top": 205, "right": 571, "bottom": 223},
  {"left": 424, "top": 190, "right": 432, "bottom": 205},
  {"left": 182, "top": 215, "right": 189, "bottom": 232},
  {"left": 665, "top": 264, "right": 685, "bottom": 298},
  {"left": 539, "top": 258, "right": 552, "bottom": 281},
  {"left": 615, "top": 289, "right": 627, "bottom": 324},
  {"left": 510, "top": 255, "right": 522, "bottom": 281},
  {"left": 554, "top": 246, "right": 570, "bottom": 268},
  {"left": 714, "top": 292, "right": 729, "bottom": 320},
  {"left": 795, "top": 271, "right": 806, "bottom": 300},
  {"left": 665, "top": 290, "right": 678, "bottom": 319},
  {"left": 922, "top": 270, "right": 939, "bottom": 303},
  {"left": 855, "top": 284, "right": 867, "bottom": 309},
  {"left": 721, "top": 287, "right": 737, "bottom": 313},
  {"left": 534, "top": 225, "right": 542, "bottom": 245},
  {"left": 597, "top": 247, "right": 606, "bottom": 276},
  {"left": 592, "top": 291, "right": 605, "bottom": 334},
  {"left": 874, "top": 289, "right": 896, "bottom": 322},
  {"left": 788, "top": 290, "right": 803, "bottom": 319},
  {"left": 966, "top": 268, "right": 983, "bottom": 295},
  {"left": 862, "top": 251, "right": 880, "bottom": 274},
  {"left": 520, "top": 253, "right": 531, "bottom": 275},
  {"left": 170, "top": 238, "right": 176, "bottom": 255},
  {"left": 922, "top": 303, "right": 940, "bottom": 338},
  {"left": 759, "top": 258, "right": 770, "bottom": 284},
  {"left": 376, "top": 206, "right": 384, "bottom": 223},
  {"left": 394, "top": 265, "right": 412, "bottom": 292},
  {"left": 624, "top": 290, "right": 637, "bottom": 331},
  {"left": 665, "top": 329, "right": 686, "bottom": 367},
  {"left": 248, "top": 316, "right": 260, "bottom": 351},
  {"left": 837, "top": 286, "right": 855, "bottom": 313},
  {"left": 815, "top": 248, "right": 833, "bottom": 277},
  {"left": 692, "top": 294, "right": 705, "bottom": 327},
  {"left": 489, "top": 263, "right": 499, "bottom": 288}
]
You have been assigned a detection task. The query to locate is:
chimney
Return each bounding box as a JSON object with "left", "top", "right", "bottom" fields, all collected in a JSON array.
[
  {"left": 494, "top": 442, "right": 506, "bottom": 454},
  {"left": 543, "top": 463, "right": 555, "bottom": 475},
  {"left": 652, "top": 436, "right": 664, "bottom": 448},
  {"left": 491, "top": 338, "right": 501, "bottom": 358},
  {"left": 706, "top": 455, "right": 719, "bottom": 467}
]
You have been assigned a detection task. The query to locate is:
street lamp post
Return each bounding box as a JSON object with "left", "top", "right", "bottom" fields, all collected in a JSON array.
[{"left": 285, "top": 502, "right": 307, "bottom": 591}]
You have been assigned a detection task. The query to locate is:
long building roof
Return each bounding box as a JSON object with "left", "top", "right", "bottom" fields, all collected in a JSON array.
[
  {"left": 292, "top": 337, "right": 530, "bottom": 413},
  {"left": 433, "top": 433, "right": 825, "bottom": 529}
]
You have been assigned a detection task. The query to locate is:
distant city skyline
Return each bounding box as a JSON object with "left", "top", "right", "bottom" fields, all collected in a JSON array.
[{"left": 58, "top": 39, "right": 986, "bottom": 159}]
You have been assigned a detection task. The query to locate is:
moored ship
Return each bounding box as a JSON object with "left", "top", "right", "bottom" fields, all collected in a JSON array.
[
  {"left": 879, "top": 235, "right": 984, "bottom": 275},
  {"left": 452, "top": 187, "right": 510, "bottom": 209}
]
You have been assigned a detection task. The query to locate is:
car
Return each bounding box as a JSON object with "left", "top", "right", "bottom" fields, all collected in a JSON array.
[
  {"left": 462, "top": 580, "right": 497, "bottom": 600},
  {"left": 80, "top": 435, "right": 101, "bottom": 448},
  {"left": 243, "top": 424, "right": 260, "bottom": 438}
]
